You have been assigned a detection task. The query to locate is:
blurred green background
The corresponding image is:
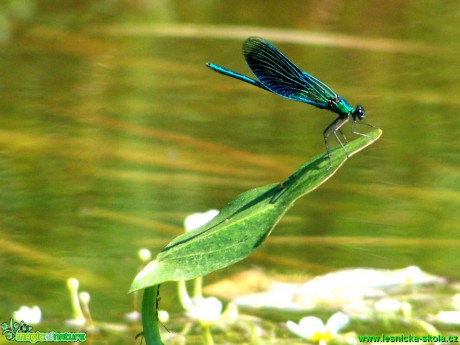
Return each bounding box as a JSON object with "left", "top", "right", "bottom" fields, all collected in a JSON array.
[{"left": 1, "top": 0, "right": 459, "bottom": 341}]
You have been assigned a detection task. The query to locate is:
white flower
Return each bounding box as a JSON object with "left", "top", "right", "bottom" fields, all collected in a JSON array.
[
  {"left": 221, "top": 302, "right": 239, "bottom": 324},
  {"left": 186, "top": 297, "right": 223, "bottom": 326},
  {"left": 138, "top": 248, "right": 152, "bottom": 262},
  {"left": 13, "top": 306, "right": 41, "bottom": 325},
  {"left": 158, "top": 310, "right": 169, "bottom": 323},
  {"left": 287, "top": 312, "right": 350, "bottom": 344},
  {"left": 434, "top": 311, "right": 460, "bottom": 325},
  {"left": 184, "top": 210, "right": 219, "bottom": 232},
  {"left": 375, "top": 298, "right": 401, "bottom": 313},
  {"left": 66, "top": 277, "right": 86, "bottom": 327},
  {"left": 124, "top": 311, "right": 141, "bottom": 322},
  {"left": 79, "top": 291, "right": 91, "bottom": 304},
  {"left": 374, "top": 298, "right": 412, "bottom": 321}
]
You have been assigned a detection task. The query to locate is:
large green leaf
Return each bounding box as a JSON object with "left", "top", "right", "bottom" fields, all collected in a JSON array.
[{"left": 130, "top": 129, "right": 382, "bottom": 292}]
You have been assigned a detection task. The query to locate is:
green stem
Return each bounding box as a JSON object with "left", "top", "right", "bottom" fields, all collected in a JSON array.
[
  {"left": 193, "top": 276, "right": 203, "bottom": 299},
  {"left": 142, "top": 285, "right": 163, "bottom": 345},
  {"left": 178, "top": 280, "right": 193, "bottom": 310},
  {"left": 203, "top": 326, "right": 214, "bottom": 345}
]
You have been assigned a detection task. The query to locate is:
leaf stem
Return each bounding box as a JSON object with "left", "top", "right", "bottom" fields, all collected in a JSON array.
[{"left": 142, "top": 285, "right": 163, "bottom": 345}]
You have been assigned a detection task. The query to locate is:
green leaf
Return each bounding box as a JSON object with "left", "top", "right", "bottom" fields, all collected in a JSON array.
[{"left": 130, "top": 129, "right": 382, "bottom": 292}]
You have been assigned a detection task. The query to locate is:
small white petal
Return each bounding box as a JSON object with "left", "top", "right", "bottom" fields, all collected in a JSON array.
[
  {"left": 375, "top": 298, "right": 401, "bottom": 313},
  {"left": 286, "top": 320, "right": 307, "bottom": 339},
  {"left": 13, "top": 306, "right": 42, "bottom": 325},
  {"left": 138, "top": 248, "right": 151, "bottom": 262},
  {"left": 222, "top": 302, "right": 239, "bottom": 323},
  {"left": 326, "top": 312, "right": 350, "bottom": 333},
  {"left": 287, "top": 316, "right": 325, "bottom": 339},
  {"left": 67, "top": 277, "right": 79, "bottom": 290},
  {"left": 435, "top": 311, "right": 460, "bottom": 325},
  {"left": 158, "top": 310, "right": 169, "bottom": 323},
  {"left": 187, "top": 297, "right": 223, "bottom": 324},
  {"left": 124, "top": 311, "right": 141, "bottom": 322},
  {"left": 79, "top": 291, "right": 91, "bottom": 304}
]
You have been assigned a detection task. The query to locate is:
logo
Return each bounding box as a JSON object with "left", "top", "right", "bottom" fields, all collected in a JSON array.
[{"left": 1, "top": 319, "right": 86, "bottom": 343}]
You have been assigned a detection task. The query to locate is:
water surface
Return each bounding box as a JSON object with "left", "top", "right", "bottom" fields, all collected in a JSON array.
[{"left": 1, "top": 0, "right": 459, "bottom": 341}]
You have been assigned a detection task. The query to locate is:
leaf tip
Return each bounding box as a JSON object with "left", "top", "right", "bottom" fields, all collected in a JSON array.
[{"left": 129, "top": 259, "right": 160, "bottom": 293}]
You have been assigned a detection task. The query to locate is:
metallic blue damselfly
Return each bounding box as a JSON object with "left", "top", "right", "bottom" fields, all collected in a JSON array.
[{"left": 206, "top": 37, "right": 374, "bottom": 167}]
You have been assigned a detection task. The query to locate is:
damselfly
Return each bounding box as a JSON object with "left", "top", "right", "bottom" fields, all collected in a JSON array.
[{"left": 206, "top": 37, "right": 374, "bottom": 167}]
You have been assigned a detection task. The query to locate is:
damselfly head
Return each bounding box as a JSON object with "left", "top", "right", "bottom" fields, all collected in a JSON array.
[{"left": 353, "top": 105, "right": 365, "bottom": 121}]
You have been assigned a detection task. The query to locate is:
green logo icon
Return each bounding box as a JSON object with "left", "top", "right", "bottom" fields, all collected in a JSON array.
[{"left": 1, "top": 319, "right": 86, "bottom": 343}]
